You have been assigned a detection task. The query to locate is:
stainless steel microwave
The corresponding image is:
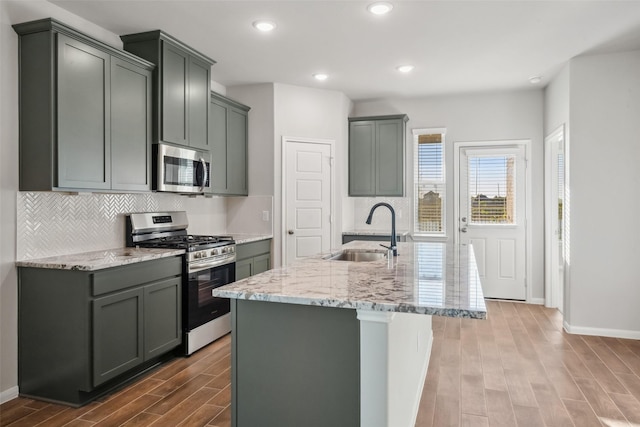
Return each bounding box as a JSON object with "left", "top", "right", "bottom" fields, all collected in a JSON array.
[{"left": 155, "top": 143, "right": 211, "bottom": 193}]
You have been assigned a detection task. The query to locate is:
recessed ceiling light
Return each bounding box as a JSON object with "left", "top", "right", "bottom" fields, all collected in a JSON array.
[
  {"left": 253, "top": 20, "right": 276, "bottom": 32},
  {"left": 313, "top": 73, "right": 328, "bottom": 81},
  {"left": 396, "top": 65, "right": 414, "bottom": 73},
  {"left": 529, "top": 75, "right": 542, "bottom": 84},
  {"left": 367, "top": 2, "right": 393, "bottom": 15}
]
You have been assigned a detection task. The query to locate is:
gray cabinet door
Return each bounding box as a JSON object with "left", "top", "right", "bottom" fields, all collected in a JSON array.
[
  {"left": 349, "top": 116, "right": 406, "bottom": 197},
  {"left": 227, "top": 107, "right": 248, "bottom": 195},
  {"left": 209, "top": 97, "right": 228, "bottom": 193},
  {"left": 349, "top": 120, "right": 376, "bottom": 196},
  {"left": 209, "top": 93, "right": 249, "bottom": 196},
  {"left": 236, "top": 258, "right": 253, "bottom": 281},
  {"left": 144, "top": 277, "right": 182, "bottom": 360},
  {"left": 93, "top": 287, "right": 144, "bottom": 387},
  {"left": 253, "top": 253, "right": 271, "bottom": 275},
  {"left": 57, "top": 34, "right": 111, "bottom": 190},
  {"left": 161, "top": 42, "right": 188, "bottom": 145},
  {"left": 376, "top": 119, "right": 404, "bottom": 196},
  {"left": 111, "top": 58, "right": 152, "bottom": 191},
  {"left": 188, "top": 56, "right": 210, "bottom": 150}
]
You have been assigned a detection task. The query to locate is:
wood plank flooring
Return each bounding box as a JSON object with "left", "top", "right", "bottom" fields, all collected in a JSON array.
[{"left": 2, "top": 301, "right": 640, "bottom": 426}]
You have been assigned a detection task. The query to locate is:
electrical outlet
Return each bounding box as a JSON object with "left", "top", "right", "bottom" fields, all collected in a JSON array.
[{"left": 262, "top": 211, "right": 269, "bottom": 221}]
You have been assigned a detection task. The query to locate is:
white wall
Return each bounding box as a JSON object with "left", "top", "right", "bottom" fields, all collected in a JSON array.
[
  {"left": 226, "top": 83, "right": 275, "bottom": 196},
  {"left": 353, "top": 90, "right": 545, "bottom": 301},
  {"left": 544, "top": 65, "right": 570, "bottom": 135},
  {"left": 269, "top": 84, "right": 352, "bottom": 267},
  {"left": 565, "top": 50, "right": 640, "bottom": 337},
  {"left": 544, "top": 64, "right": 571, "bottom": 318}
]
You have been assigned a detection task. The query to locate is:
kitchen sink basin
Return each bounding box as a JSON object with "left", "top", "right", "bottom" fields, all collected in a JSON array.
[{"left": 324, "top": 249, "right": 387, "bottom": 262}]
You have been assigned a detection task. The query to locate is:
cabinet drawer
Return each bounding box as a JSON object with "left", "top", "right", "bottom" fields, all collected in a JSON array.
[
  {"left": 236, "top": 239, "right": 271, "bottom": 260},
  {"left": 93, "top": 256, "right": 182, "bottom": 296}
]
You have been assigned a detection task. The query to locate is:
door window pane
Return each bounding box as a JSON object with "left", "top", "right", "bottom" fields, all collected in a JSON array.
[{"left": 467, "top": 155, "right": 516, "bottom": 224}]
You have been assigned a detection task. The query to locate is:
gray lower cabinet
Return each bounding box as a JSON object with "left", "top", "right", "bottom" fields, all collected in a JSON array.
[
  {"left": 121, "top": 30, "right": 215, "bottom": 151},
  {"left": 209, "top": 92, "right": 250, "bottom": 195},
  {"left": 236, "top": 239, "right": 272, "bottom": 280},
  {"left": 232, "top": 300, "right": 360, "bottom": 427},
  {"left": 348, "top": 114, "right": 408, "bottom": 197},
  {"left": 18, "top": 256, "right": 182, "bottom": 406},
  {"left": 13, "top": 18, "right": 154, "bottom": 192}
]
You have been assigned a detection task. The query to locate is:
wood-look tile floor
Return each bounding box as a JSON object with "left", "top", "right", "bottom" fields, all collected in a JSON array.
[{"left": 2, "top": 301, "right": 640, "bottom": 426}]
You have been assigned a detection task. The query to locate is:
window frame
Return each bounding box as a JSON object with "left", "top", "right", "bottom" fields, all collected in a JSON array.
[{"left": 412, "top": 127, "right": 447, "bottom": 237}]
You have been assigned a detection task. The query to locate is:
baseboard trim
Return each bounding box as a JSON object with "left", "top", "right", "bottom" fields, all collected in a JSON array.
[
  {"left": 528, "top": 298, "right": 545, "bottom": 305},
  {"left": 563, "top": 321, "right": 640, "bottom": 339},
  {"left": 1, "top": 386, "right": 19, "bottom": 404}
]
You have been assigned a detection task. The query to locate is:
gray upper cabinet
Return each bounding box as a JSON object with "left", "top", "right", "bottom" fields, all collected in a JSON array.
[
  {"left": 111, "top": 58, "right": 153, "bottom": 191},
  {"left": 57, "top": 35, "right": 111, "bottom": 190},
  {"left": 121, "top": 30, "right": 215, "bottom": 150},
  {"left": 348, "top": 115, "right": 408, "bottom": 197},
  {"left": 13, "top": 18, "right": 154, "bottom": 192},
  {"left": 209, "top": 92, "right": 250, "bottom": 196}
]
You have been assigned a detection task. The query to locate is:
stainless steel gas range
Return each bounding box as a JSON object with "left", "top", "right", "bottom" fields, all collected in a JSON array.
[{"left": 126, "top": 211, "right": 234, "bottom": 355}]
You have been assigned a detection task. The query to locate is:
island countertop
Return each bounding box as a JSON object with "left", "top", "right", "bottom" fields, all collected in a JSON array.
[{"left": 213, "top": 240, "right": 487, "bottom": 319}]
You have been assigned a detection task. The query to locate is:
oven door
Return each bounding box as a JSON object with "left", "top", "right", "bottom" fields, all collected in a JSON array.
[
  {"left": 186, "top": 260, "right": 235, "bottom": 332},
  {"left": 155, "top": 143, "right": 211, "bottom": 193}
]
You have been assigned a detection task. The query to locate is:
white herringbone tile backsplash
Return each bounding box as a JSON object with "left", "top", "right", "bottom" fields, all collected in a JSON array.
[{"left": 16, "top": 192, "right": 226, "bottom": 260}]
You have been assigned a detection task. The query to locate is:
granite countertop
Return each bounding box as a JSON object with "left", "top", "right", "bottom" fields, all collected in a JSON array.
[
  {"left": 343, "top": 229, "right": 410, "bottom": 236},
  {"left": 16, "top": 247, "right": 185, "bottom": 271},
  {"left": 233, "top": 233, "right": 273, "bottom": 244},
  {"left": 214, "top": 240, "right": 486, "bottom": 319}
]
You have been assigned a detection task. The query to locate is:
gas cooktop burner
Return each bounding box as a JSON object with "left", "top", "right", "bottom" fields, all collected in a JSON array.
[
  {"left": 140, "top": 235, "right": 235, "bottom": 251},
  {"left": 157, "top": 235, "right": 233, "bottom": 244}
]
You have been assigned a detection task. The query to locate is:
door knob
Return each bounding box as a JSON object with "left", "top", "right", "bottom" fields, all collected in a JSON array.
[{"left": 288, "top": 230, "right": 294, "bottom": 235}]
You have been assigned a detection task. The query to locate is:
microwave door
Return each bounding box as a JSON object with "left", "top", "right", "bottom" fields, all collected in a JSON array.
[{"left": 195, "top": 158, "right": 207, "bottom": 191}]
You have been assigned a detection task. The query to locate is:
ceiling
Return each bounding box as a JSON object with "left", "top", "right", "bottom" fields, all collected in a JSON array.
[{"left": 49, "top": 0, "right": 640, "bottom": 101}]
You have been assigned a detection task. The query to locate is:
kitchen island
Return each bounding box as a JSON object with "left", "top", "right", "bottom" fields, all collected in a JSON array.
[{"left": 213, "top": 240, "right": 486, "bottom": 427}]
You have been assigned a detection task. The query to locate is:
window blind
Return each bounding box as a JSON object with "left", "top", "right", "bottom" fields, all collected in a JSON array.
[
  {"left": 415, "top": 133, "right": 445, "bottom": 234},
  {"left": 467, "top": 155, "right": 516, "bottom": 224}
]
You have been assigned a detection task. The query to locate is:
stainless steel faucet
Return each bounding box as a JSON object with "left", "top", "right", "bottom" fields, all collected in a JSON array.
[{"left": 365, "top": 202, "right": 398, "bottom": 256}]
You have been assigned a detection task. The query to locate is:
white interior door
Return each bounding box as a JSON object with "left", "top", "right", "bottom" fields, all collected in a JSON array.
[
  {"left": 458, "top": 145, "right": 527, "bottom": 300},
  {"left": 283, "top": 139, "right": 333, "bottom": 266},
  {"left": 545, "top": 127, "right": 565, "bottom": 312}
]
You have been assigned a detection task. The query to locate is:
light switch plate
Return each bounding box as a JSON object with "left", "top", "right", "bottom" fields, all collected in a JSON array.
[{"left": 262, "top": 211, "right": 269, "bottom": 221}]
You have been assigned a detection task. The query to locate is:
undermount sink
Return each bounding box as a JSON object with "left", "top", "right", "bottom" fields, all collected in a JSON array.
[{"left": 324, "top": 249, "right": 387, "bottom": 262}]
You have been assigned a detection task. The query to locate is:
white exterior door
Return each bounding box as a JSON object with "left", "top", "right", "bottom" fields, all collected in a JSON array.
[
  {"left": 458, "top": 144, "right": 527, "bottom": 300},
  {"left": 283, "top": 139, "right": 333, "bottom": 266}
]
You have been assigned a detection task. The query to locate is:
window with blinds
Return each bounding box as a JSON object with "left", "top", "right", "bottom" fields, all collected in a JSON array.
[
  {"left": 467, "top": 155, "right": 516, "bottom": 224},
  {"left": 414, "top": 130, "right": 446, "bottom": 235}
]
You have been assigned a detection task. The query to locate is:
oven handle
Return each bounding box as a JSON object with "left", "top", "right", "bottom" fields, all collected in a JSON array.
[{"left": 188, "top": 258, "right": 235, "bottom": 274}]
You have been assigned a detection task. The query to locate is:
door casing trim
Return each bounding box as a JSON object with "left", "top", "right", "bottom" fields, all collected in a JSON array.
[{"left": 544, "top": 125, "right": 565, "bottom": 311}]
